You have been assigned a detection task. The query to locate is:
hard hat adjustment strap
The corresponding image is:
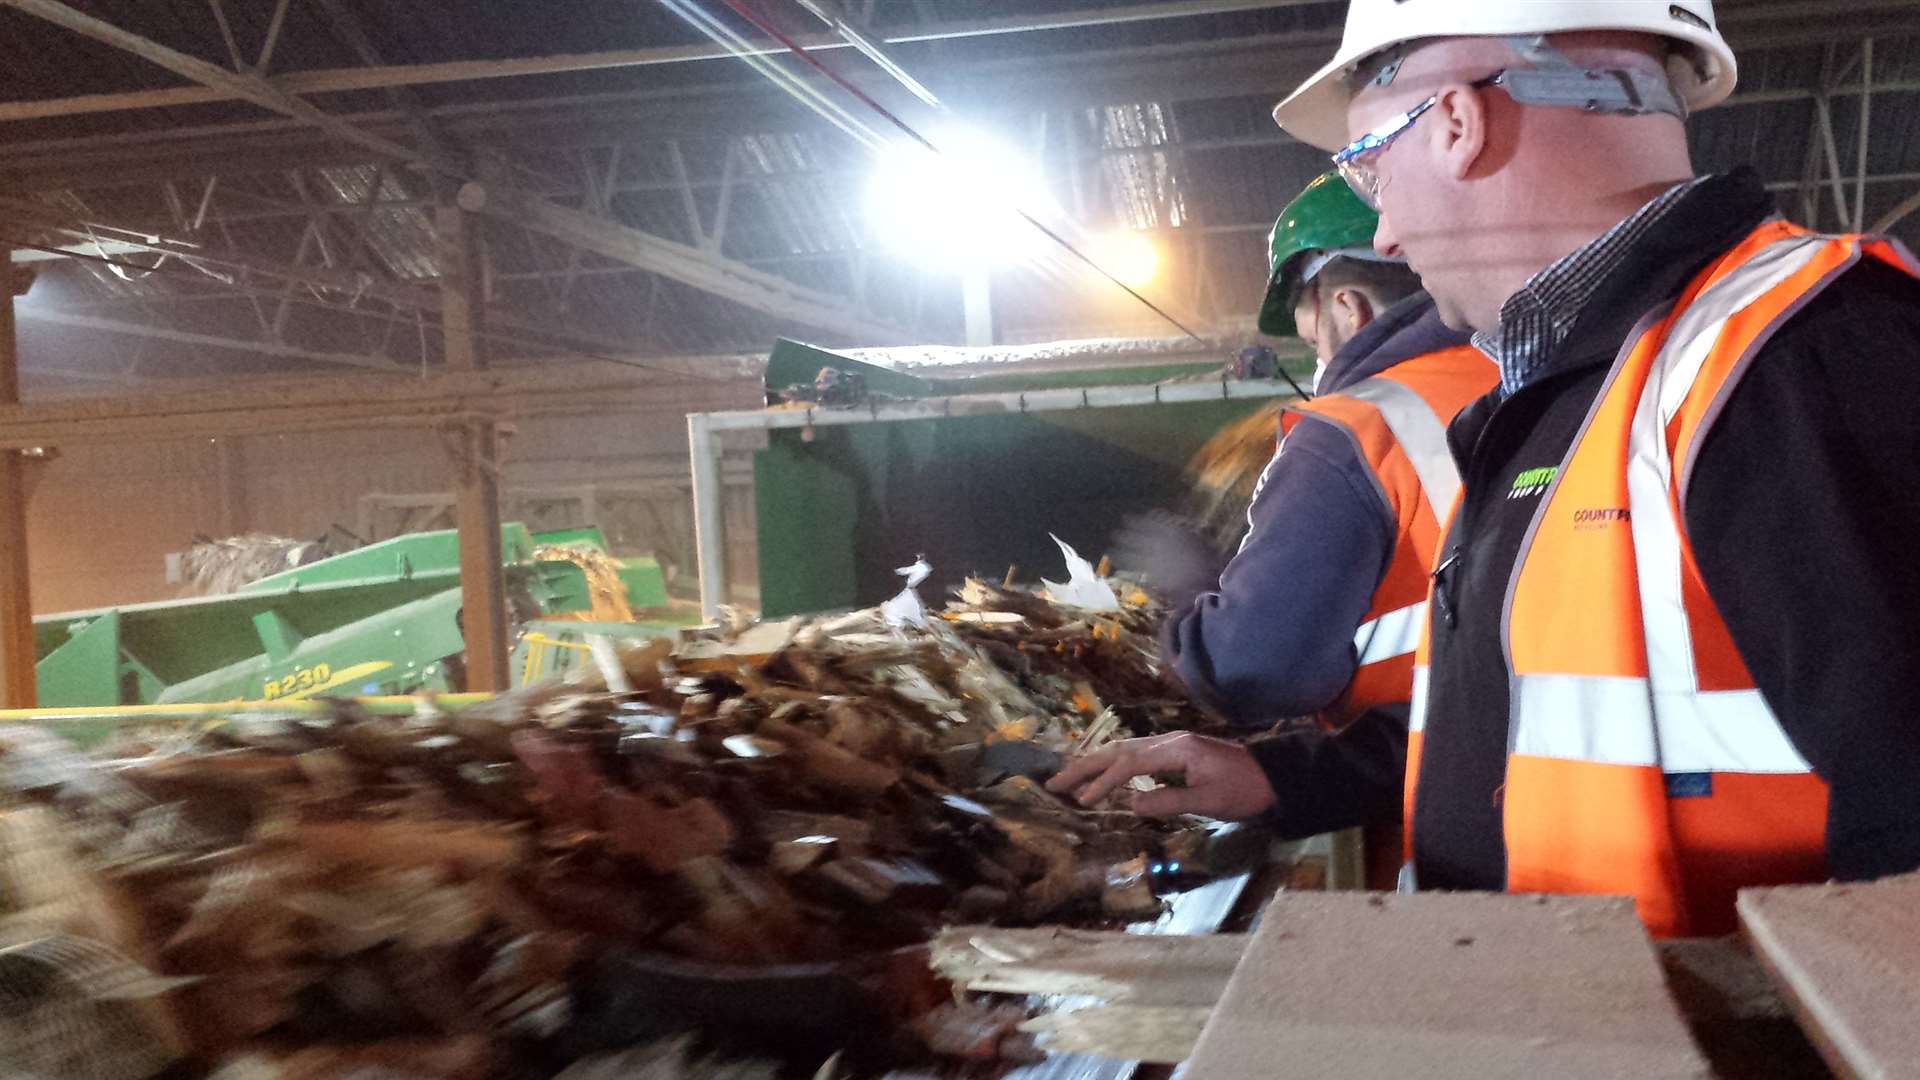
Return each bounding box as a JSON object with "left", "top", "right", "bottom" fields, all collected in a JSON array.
[
  {"left": 1501, "top": 35, "right": 1688, "bottom": 120},
  {"left": 1498, "top": 66, "right": 1686, "bottom": 120}
]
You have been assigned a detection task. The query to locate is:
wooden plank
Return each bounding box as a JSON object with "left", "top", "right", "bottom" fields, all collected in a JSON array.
[
  {"left": 1183, "top": 892, "right": 1709, "bottom": 1079},
  {"left": 1738, "top": 874, "right": 1920, "bottom": 1080}
]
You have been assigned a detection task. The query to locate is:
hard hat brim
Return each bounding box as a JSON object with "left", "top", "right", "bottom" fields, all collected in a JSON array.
[{"left": 1273, "top": 50, "right": 1370, "bottom": 152}]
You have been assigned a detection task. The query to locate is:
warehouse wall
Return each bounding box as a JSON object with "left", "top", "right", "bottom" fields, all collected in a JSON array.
[
  {"left": 27, "top": 376, "right": 764, "bottom": 614},
  {"left": 27, "top": 438, "right": 230, "bottom": 612}
]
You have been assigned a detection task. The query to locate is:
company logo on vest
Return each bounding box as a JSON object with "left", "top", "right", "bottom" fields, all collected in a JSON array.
[
  {"left": 1507, "top": 466, "right": 1558, "bottom": 500},
  {"left": 1573, "top": 507, "right": 1632, "bottom": 530}
]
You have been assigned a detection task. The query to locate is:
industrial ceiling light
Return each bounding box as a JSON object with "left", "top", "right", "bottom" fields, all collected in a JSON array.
[
  {"left": 865, "top": 128, "right": 1056, "bottom": 270},
  {"left": 1085, "top": 231, "right": 1160, "bottom": 290}
]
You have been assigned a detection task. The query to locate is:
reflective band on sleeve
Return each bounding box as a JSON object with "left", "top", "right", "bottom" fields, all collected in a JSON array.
[
  {"left": 1508, "top": 673, "right": 1813, "bottom": 773},
  {"left": 1353, "top": 601, "right": 1427, "bottom": 666},
  {"left": 1343, "top": 376, "right": 1462, "bottom": 521},
  {"left": 1408, "top": 665, "right": 1430, "bottom": 733}
]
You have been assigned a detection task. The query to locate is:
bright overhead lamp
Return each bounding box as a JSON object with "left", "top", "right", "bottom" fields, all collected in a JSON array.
[{"left": 865, "top": 128, "right": 1057, "bottom": 270}]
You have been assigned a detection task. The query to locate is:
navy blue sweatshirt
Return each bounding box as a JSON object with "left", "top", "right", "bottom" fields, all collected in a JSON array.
[{"left": 1161, "top": 295, "right": 1475, "bottom": 839}]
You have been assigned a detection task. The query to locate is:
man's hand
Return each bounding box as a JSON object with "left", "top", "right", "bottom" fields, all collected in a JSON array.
[{"left": 1046, "top": 732, "right": 1278, "bottom": 820}]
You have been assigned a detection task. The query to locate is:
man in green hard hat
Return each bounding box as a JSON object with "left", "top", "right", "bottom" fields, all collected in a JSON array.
[
  {"left": 1260, "top": 171, "right": 1419, "bottom": 382},
  {"left": 1082, "top": 174, "right": 1495, "bottom": 884}
]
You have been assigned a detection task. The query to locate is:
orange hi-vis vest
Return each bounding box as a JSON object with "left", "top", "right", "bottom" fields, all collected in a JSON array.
[
  {"left": 1280, "top": 345, "right": 1496, "bottom": 731},
  {"left": 1406, "top": 220, "right": 1920, "bottom": 937}
]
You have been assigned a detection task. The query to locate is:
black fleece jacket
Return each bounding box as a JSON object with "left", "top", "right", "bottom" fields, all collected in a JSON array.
[{"left": 1415, "top": 170, "right": 1920, "bottom": 892}]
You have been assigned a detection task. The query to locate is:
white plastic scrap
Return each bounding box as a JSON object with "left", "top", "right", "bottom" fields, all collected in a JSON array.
[
  {"left": 881, "top": 557, "right": 933, "bottom": 629},
  {"left": 1040, "top": 535, "right": 1121, "bottom": 612}
]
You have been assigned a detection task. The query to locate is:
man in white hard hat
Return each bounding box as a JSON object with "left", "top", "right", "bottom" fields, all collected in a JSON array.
[{"left": 1062, "top": 0, "right": 1920, "bottom": 938}]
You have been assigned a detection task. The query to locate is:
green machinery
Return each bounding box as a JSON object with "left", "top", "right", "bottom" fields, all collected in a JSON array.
[{"left": 31, "top": 524, "right": 694, "bottom": 707}]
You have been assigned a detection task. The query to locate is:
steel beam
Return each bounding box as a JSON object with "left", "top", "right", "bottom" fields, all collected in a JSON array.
[
  {"left": 0, "top": 253, "right": 33, "bottom": 706},
  {"left": 16, "top": 307, "right": 409, "bottom": 371},
  {"left": 456, "top": 179, "right": 904, "bottom": 342},
  {"left": 0, "top": 362, "right": 755, "bottom": 447},
  {"left": 0, "top": 197, "right": 718, "bottom": 361},
  {"left": 4, "top": 0, "right": 891, "bottom": 341},
  {"left": 0, "top": 0, "right": 1323, "bottom": 124},
  {"left": 0, "top": 0, "right": 438, "bottom": 172},
  {"left": 1855, "top": 39, "right": 1873, "bottom": 232},
  {"left": 1872, "top": 186, "right": 1920, "bottom": 233},
  {"left": 0, "top": 32, "right": 1342, "bottom": 191},
  {"left": 255, "top": 0, "right": 293, "bottom": 74},
  {"left": 1815, "top": 96, "right": 1852, "bottom": 230}
]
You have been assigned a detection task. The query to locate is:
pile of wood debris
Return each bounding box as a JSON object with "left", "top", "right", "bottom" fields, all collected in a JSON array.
[{"left": 0, "top": 577, "right": 1227, "bottom": 1079}]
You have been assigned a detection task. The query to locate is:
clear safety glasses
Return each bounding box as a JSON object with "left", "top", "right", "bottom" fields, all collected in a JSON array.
[{"left": 1331, "top": 72, "right": 1505, "bottom": 210}]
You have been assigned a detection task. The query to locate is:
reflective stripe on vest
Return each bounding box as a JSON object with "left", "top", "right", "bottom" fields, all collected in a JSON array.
[
  {"left": 1354, "top": 600, "right": 1428, "bottom": 667},
  {"left": 1338, "top": 377, "right": 1461, "bottom": 520},
  {"left": 1406, "top": 220, "right": 1919, "bottom": 937},
  {"left": 1281, "top": 345, "right": 1496, "bottom": 730}
]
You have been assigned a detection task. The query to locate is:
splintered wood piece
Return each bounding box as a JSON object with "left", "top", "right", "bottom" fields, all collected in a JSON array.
[
  {"left": 1021, "top": 1004, "right": 1214, "bottom": 1064},
  {"left": 932, "top": 927, "right": 1245, "bottom": 1007},
  {"left": 250, "top": 1034, "right": 497, "bottom": 1079},
  {"left": 601, "top": 792, "right": 735, "bottom": 874},
  {"left": 1737, "top": 874, "right": 1920, "bottom": 1080},
  {"left": 769, "top": 836, "right": 838, "bottom": 876},
  {"left": 1183, "top": 892, "right": 1709, "bottom": 1079},
  {"left": 818, "top": 857, "right": 947, "bottom": 906},
  {"left": 759, "top": 811, "right": 875, "bottom": 849},
  {"left": 285, "top": 820, "right": 523, "bottom": 875},
  {"left": 1100, "top": 856, "right": 1163, "bottom": 921},
  {"left": 758, "top": 716, "right": 900, "bottom": 797}
]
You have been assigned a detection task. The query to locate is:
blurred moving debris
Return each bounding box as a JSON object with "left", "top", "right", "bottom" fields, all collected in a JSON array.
[
  {"left": 1183, "top": 404, "right": 1283, "bottom": 546},
  {"left": 533, "top": 543, "right": 638, "bottom": 623},
  {"left": 0, "top": 568, "right": 1232, "bottom": 1077}
]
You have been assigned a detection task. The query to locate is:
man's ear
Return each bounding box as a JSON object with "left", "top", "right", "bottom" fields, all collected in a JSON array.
[
  {"left": 1427, "top": 80, "right": 1490, "bottom": 181},
  {"left": 1330, "top": 287, "right": 1375, "bottom": 333}
]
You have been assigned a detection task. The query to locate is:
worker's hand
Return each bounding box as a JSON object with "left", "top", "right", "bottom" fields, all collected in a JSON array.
[
  {"left": 1112, "top": 513, "right": 1224, "bottom": 611},
  {"left": 1046, "top": 732, "right": 1277, "bottom": 820}
]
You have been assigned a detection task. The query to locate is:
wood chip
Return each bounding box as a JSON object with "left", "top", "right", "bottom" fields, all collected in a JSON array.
[
  {"left": 1021, "top": 1004, "right": 1213, "bottom": 1064},
  {"left": 602, "top": 792, "right": 736, "bottom": 874},
  {"left": 758, "top": 716, "right": 900, "bottom": 797},
  {"left": 282, "top": 820, "right": 523, "bottom": 875}
]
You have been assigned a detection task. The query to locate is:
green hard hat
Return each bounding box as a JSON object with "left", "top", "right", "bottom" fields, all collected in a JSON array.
[{"left": 1258, "top": 171, "right": 1384, "bottom": 338}]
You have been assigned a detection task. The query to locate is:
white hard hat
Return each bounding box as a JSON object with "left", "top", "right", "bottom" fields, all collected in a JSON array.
[{"left": 1273, "top": 0, "right": 1738, "bottom": 150}]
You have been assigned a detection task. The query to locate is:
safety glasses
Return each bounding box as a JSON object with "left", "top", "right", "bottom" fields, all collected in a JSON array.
[{"left": 1332, "top": 73, "right": 1504, "bottom": 210}]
